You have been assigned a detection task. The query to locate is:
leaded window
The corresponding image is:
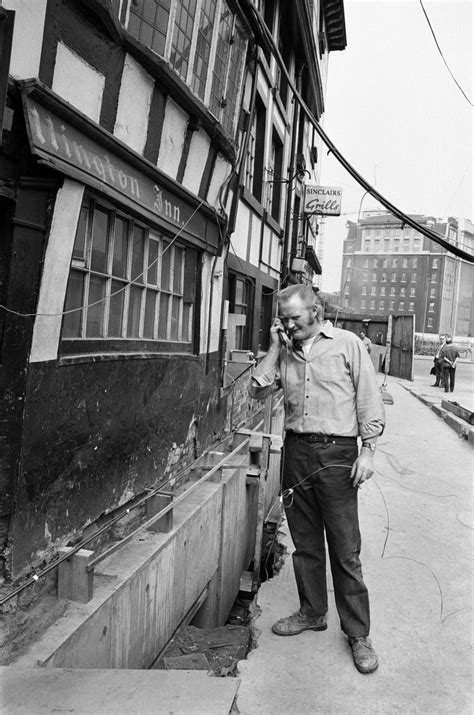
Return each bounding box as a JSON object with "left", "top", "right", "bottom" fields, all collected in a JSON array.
[
  {"left": 125, "top": 0, "right": 247, "bottom": 135},
  {"left": 63, "top": 197, "right": 198, "bottom": 350}
]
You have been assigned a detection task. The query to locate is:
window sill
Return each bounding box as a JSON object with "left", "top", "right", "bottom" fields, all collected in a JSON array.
[
  {"left": 58, "top": 350, "right": 200, "bottom": 367},
  {"left": 59, "top": 338, "right": 197, "bottom": 364}
]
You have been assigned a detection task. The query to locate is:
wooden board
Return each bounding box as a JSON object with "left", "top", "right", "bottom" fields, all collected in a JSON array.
[{"left": 441, "top": 400, "right": 474, "bottom": 425}]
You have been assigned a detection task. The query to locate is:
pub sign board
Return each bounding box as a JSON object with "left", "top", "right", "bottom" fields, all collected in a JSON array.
[
  {"left": 21, "top": 91, "right": 221, "bottom": 253},
  {"left": 303, "top": 185, "right": 342, "bottom": 216}
]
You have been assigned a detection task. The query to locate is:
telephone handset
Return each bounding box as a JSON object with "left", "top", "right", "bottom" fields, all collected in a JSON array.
[{"left": 278, "top": 326, "right": 291, "bottom": 348}]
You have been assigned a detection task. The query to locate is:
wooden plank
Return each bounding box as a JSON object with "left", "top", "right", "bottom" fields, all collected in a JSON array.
[
  {"left": 246, "top": 467, "right": 260, "bottom": 486},
  {"left": 146, "top": 492, "right": 174, "bottom": 533},
  {"left": 249, "top": 433, "right": 263, "bottom": 452},
  {"left": 239, "top": 570, "right": 253, "bottom": 595},
  {"left": 251, "top": 435, "right": 270, "bottom": 593},
  {"left": 441, "top": 400, "right": 474, "bottom": 425},
  {"left": 57, "top": 548, "right": 94, "bottom": 604},
  {"left": 164, "top": 653, "right": 211, "bottom": 670},
  {"left": 270, "top": 435, "right": 283, "bottom": 453}
]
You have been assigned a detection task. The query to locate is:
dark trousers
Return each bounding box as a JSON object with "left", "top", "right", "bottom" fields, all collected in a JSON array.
[
  {"left": 283, "top": 433, "right": 370, "bottom": 638},
  {"left": 434, "top": 360, "right": 444, "bottom": 386},
  {"left": 442, "top": 365, "right": 456, "bottom": 392}
]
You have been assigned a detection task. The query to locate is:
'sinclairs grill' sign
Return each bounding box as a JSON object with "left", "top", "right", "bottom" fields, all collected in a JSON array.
[{"left": 303, "top": 185, "right": 342, "bottom": 216}]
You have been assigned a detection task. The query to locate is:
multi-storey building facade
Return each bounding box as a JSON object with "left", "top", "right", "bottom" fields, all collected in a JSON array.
[
  {"left": 340, "top": 211, "right": 473, "bottom": 336},
  {"left": 0, "top": 0, "right": 346, "bottom": 588},
  {"left": 450, "top": 218, "right": 474, "bottom": 337},
  {"left": 225, "top": 0, "right": 345, "bottom": 356}
]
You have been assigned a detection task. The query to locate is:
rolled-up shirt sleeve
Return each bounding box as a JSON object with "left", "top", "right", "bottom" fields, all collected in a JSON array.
[
  {"left": 348, "top": 337, "right": 385, "bottom": 440},
  {"left": 248, "top": 362, "right": 281, "bottom": 401}
]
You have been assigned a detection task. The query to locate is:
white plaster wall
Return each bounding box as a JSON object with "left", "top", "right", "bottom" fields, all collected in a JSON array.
[
  {"left": 256, "top": 72, "right": 270, "bottom": 104},
  {"left": 231, "top": 203, "right": 250, "bottom": 261},
  {"left": 270, "top": 234, "right": 282, "bottom": 272},
  {"left": 261, "top": 225, "right": 271, "bottom": 267},
  {"left": 52, "top": 43, "right": 105, "bottom": 123},
  {"left": 206, "top": 154, "right": 231, "bottom": 210},
  {"left": 248, "top": 216, "right": 261, "bottom": 265},
  {"left": 30, "top": 180, "right": 85, "bottom": 363},
  {"left": 158, "top": 98, "right": 188, "bottom": 180},
  {"left": 182, "top": 129, "right": 211, "bottom": 194},
  {"left": 114, "top": 54, "right": 154, "bottom": 154},
  {"left": 223, "top": 186, "right": 234, "bottom": 216},
  {"left": 3, "top": 0, "right": 47, "bottom": 79},
  {"left": 200, "top": 254, "right": 223, "bottom": 354},
  {"left": 272, "top": 109, "right": 286, "bottom": 143},
  {"left": 242, "top": 73, "right": 253, "bottom": 112}
]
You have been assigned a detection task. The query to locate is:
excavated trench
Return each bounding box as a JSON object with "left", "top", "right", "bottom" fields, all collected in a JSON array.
[{"left": 153, "top": 519, "right": 287, "bottom": 678}]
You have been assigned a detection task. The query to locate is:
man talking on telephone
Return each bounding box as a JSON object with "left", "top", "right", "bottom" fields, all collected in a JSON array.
[{"left": 248, "top": 285, "right": 385, "bottom": 674}]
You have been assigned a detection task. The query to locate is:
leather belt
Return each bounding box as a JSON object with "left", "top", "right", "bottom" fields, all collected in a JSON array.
[{"left": 287, "top": 432, "right": 356, "bottom": 444}]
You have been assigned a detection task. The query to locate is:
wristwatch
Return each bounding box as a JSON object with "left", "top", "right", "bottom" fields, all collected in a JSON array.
[{"left": 361, "top": 442, "right": 376, "bottom": 452}]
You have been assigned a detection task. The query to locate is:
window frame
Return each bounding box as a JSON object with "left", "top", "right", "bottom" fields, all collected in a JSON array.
[
  {"left": 228, "top": 270, "right": 254, "bottom": 350},
  {"left": 61, "top": 195, "right": 199, "bottom": 355},
  {"left": 124, "top": 0, "right": 248, "bottom": 136}
]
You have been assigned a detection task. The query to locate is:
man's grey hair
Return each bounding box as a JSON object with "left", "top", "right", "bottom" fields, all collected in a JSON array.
[
  {"left": 445, "top": 335, "right": 453, "bottom": 344},
  {"left": 277, "top": 285, "right": 324, "bottom": 317}
]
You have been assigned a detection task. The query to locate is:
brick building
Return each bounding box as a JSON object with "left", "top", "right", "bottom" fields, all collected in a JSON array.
[{"left": 340, "top": 211, "right": 473, "bottom": 337}]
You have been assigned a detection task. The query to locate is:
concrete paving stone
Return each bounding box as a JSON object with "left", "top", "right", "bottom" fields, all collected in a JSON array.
[
  {"left": 1, "top": 666, "right": 240, "bottom": 714},
  {"left": 236, "top": 379, "right": 473, "bottom": 715}
]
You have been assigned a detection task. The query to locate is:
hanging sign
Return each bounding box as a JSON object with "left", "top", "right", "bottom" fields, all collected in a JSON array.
[{"left": 303, "top": 185, "right": 342, "bottom": 216}]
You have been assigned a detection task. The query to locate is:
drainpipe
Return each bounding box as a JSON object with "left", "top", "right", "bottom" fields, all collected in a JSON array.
[
  {"left": 210, "top": 47, "right": 259, "bottom": 379},
  {"left": 281, "top": 63, "right": 304, "bottom": 286}
]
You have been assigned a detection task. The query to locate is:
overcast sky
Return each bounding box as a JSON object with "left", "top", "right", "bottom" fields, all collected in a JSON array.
[{"left": 319, "top": 0, "right": 473, "bottom": 292}]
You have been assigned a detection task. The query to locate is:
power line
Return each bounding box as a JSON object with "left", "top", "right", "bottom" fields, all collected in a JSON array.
[
  {"left": 419, "top": 0, "right": 473, "bottom": 107},
  {"left": 0, "top": 198, "right": 208, "bottom": 319},
  {"left": 243, "top": 0, "right": 474, "bottom": 263}
]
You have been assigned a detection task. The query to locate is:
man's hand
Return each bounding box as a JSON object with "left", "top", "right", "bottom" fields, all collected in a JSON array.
[
  {"left": 350, "top": 449, "right": 375, "bottom": 488},
  {"left": 270, "top": 317, "right": 286, "bottom": 347}
]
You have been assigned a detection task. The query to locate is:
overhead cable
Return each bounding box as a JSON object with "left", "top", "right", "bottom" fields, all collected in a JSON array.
[
  {"left": 243, "top": 1, "right": 473, "bottom": 264},
  {"left": 419, "top": 0, "right": 473, "bottom": 107}
]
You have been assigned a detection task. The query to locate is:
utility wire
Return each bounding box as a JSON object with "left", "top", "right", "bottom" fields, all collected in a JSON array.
[
  {"left": 419, "top": 0, "right": 473, "bottom": 107},
  {"left": 0, "top": 197, "right": 208, "bottom": 319},
  {"left": 243, "top": 0, "right": 474, "bottom": 263}
]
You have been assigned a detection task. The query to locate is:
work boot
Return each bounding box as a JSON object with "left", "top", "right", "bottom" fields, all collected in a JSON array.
[
  {"left": 348, "top": 636, "right": 379, "bottom": 674},
  {"left": 272, "top": 610, "right": 327, "bottom": 636}
]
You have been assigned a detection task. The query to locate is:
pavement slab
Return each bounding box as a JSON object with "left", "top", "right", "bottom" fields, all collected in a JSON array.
[
  {"left": 403, "top": 358, "right": 473, "bottom": 443},
  {"left": 236, "top": 378, "right": 473, "bottom": 715},
  {"left": 1, "top": 667, "right": 240, "bottom": 714}
]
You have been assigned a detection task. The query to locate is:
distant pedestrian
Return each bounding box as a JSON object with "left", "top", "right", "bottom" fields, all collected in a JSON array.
[
  {"left": 248, "top": 285, "right": 385, "bottom": 675},
  {"left": 439, "top": 336, "right": 460, "bottom": 393},
  {"left": 432, "top": 335, "right": 446, "bottom": 387},
  {"left": 359, "top": 330, "right": 372, "bottom": 354}
]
